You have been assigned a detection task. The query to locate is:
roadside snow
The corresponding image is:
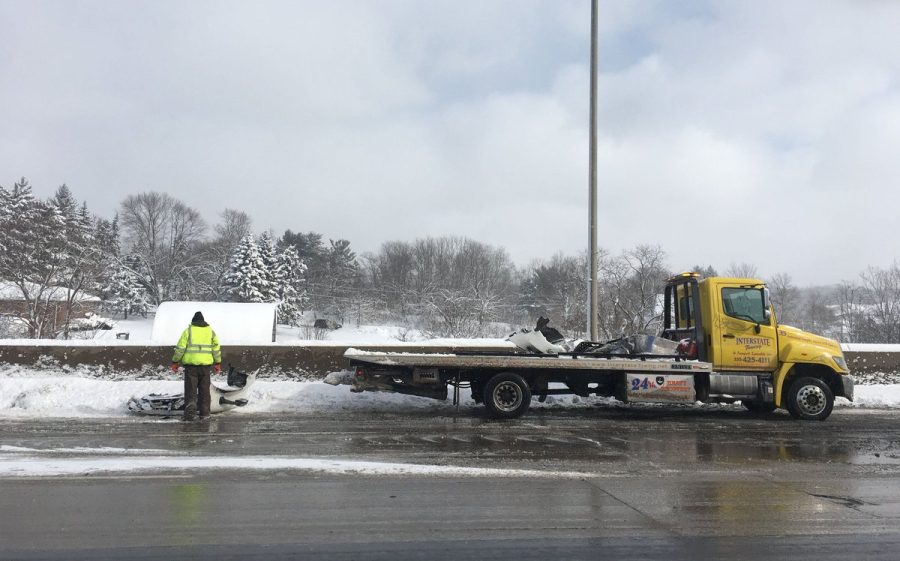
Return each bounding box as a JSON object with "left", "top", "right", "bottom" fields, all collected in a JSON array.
[
  {"left": 841, "top": 343, "right": 900, "bottom": 353},
  {"left": 0, "top": 445, "right": 171, "bottom": 455},
  {"left": 0, "top": 454, "right": 596, "bottom": 479},
  {"left": 0, "top": 373, "right": 898, "bottom": 419},
  {"left": 848, "top": 385, "right": 900, "bottom": 408}
]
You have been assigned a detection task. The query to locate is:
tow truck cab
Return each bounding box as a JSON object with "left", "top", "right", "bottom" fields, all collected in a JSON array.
[{"left": 661, "top": 273, "right": 853, "bottom": 419}]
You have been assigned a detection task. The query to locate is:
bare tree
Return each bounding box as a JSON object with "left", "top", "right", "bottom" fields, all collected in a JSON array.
[
  {"left": 367, "top": 240, "right": 418, "bottom": 319},
  {"left": 797, "top": 288, "right": 838, "bottom": 338},
  {"left": 834, "top": 280, "right": 865, "bottom": 343},
  {"left": 768, "top": 272, "right": 798, "bottom": 325},
  {"left": 196, "top": 209, "right": 252, "bottom": 300},
  {"left": 215, "top": 209, "right": 253, "bottom": 248},
  {"left": 857, "top": 263, "right": 900, "bottom": 343},
  {"left": 520, "top": 253, "right": 588, "bottom": 337},
  {"left": 119, "top": 192, "right": 207, "bottom": 303},
  {"left": 725, "top": 262, "right": 759, "bottom": 278},
  {"left": 362, "top": 237, "right": 515, "bottom": 337},
  {"left": 599, "top": 245, "right": 669, "bottom": 338}
]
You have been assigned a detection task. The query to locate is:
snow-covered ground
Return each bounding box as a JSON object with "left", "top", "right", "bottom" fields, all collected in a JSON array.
[
  {"left": 0, "top": 369, "right": 898, "bottom": 419},
  {"left": 0, "top": 446, "right": 596, "bottom": 478}
]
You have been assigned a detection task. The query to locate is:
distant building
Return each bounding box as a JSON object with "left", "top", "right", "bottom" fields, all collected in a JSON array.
[{"left": 0, "top": 281, "right": 102, "bottom": 337}]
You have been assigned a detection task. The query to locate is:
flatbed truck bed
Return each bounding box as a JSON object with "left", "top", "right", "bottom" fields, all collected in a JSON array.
[{"left": 343, "top": 348, "right": 719, "bottom": 419}]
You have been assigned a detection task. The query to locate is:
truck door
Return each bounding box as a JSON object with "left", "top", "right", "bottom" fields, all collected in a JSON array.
[{"left": 713, "top": 286, "right": 778, "bottom": 371}]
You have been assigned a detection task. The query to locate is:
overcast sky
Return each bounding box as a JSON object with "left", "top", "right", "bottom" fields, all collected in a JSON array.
[{"left": 2, "top": 0, "right": 899, "bottom": 285}]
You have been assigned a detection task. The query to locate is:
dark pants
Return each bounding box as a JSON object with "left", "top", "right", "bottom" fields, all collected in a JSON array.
[{"left": 183, "top": 365, "right": 211, "bottom": 420}]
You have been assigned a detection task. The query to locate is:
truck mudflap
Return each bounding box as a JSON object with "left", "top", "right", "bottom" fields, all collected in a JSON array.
[
  {"left": 626, "top": 374, "right": 696, "bottom": 403},
  {"left": 841, "top": 375, "right": 854, "bottom": 401}
]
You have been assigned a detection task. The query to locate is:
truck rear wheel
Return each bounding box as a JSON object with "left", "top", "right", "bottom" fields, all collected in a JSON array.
[
  {"left": 786, "top": 377, "right": 834, "bottom": 421},
  {"left": 483, "top": 372, "right": 531, "bottom": 419}
]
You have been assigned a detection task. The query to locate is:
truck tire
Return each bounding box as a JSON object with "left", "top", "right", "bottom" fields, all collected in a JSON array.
[
  {"left": 786, "top": 377, "right": 834, "bottom": 421},
  {"left": 483, "top": 372, "right": 532, "bottom": 419},
  {"left": 742, "top": 400, "right": 777, "bottom": 414}
]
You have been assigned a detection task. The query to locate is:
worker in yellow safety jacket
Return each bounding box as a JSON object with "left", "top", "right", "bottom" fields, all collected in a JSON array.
[{"left": 171, "top": 311, "right": 222, "bottom": 420}]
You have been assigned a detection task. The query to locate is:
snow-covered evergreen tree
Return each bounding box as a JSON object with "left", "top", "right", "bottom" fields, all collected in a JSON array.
[
  {"left": 257, "top": 232, "right": 280, "bottom": 302},
  {"left": 223, "top": 235, "right": 270, "bottom": 303},
  {"left": 273, "top": 244, "right": 308, "bottom": 325},
  {"left": 94, "top": 214, "right": 120, "bottom": 258},
  {"left": 221, "top": 233, "right": 309, "bottom": 324},
  {"left": 0, "top": 178, "right": 70, "bottom": 337},
  {"left": 323, "top": 239, "right": 358, "bottom": 324},
  {"left": 104, "top": 265, "right": 150, "bottom": 319}
]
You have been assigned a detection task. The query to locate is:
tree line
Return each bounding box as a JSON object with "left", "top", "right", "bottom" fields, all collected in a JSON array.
[{"left": 1, "top": 178, "right": 898, "bottom": 343}]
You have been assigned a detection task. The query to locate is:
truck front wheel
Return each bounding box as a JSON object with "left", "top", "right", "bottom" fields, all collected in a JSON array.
[
  {"left": 483, "top": 372, "right": 532, "bottom": 419},
  {"left": 786, "top": 377, "right": 834, "bottom": 421}
]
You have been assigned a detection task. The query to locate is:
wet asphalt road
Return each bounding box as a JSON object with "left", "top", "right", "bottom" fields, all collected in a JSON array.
[{"left": 2, "top": 405, "right": 900, "bottom": 560}]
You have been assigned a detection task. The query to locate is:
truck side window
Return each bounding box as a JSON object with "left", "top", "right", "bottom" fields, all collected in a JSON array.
[{"left": 721, "top": 288, "right": 769, "bottom": 324}]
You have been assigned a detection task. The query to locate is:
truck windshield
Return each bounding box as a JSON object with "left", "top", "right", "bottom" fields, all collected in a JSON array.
[{"left": 721, "top": 287, "right": 768, "bottom": 324}]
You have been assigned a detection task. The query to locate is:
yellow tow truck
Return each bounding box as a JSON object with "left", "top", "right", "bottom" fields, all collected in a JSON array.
[
  {"left": 661, "top": 272, "right": 853, "bottom": 420},
  {"left": 334, "top": 272, "right": 852, "bottom": 421}
]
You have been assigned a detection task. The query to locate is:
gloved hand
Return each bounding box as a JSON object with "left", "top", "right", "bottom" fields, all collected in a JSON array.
[
  {"left": 171, "top": 363, "right": 179, "bottom": 373},
  {"left": 214, "top": 363, "right": 221, "bottom": 373}
]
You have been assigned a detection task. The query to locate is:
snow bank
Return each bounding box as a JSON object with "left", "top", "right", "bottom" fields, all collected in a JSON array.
[
  {"left": 151, "top": 301, "right": 276, "bottom": 344},
  {"left": 847, "top": 385, "right": 900, "bottom": 408},
  {"left": 0, "top": 377, "right": 183, "bottom": 417},
  {"left": 0, "top": 373, "right": 899, "bottom": 419},
  {"left": 0, "top": 374, "right": 465, "bottom": 418},
  {"left": 0, "top": 453, "right": 595, "bottom": 479}
]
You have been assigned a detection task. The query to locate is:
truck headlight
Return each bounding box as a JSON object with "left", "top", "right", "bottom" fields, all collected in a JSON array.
[{"left": 833, "top": 356, "right": 848, "bottom": 371}]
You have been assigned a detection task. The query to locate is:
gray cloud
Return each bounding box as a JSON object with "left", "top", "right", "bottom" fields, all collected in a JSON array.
[{"left": 1, "top": 0, "right": 898, "bottom": 285}]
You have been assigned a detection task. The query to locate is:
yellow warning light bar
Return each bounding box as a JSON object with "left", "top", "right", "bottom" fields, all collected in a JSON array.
[{"left": 666, "top": 272, "right": 700, "bottom": 283}]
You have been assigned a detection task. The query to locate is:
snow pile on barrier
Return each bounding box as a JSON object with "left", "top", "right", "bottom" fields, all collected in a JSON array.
[{"left": 0, "top": 372, "right": 899, "bottom": 418}]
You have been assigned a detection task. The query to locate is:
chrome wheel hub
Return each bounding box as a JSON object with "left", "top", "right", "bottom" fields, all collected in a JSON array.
[
  {"left": 796, "top": 385, "right": 827, "bottom": 416},
  {"left": 493, "top": 382, "right": 523, "bottom": 412}
]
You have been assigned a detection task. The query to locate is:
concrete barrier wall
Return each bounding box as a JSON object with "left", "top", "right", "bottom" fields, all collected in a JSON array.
[
  {"left": 0, "top": 344, "right": 897, "bottom": 379},
  {"left": 845, "top": 352, "right": 900, "bottom": 377},
  {"left": 0, "top": 344, "right": 509, "bottom": 378}
]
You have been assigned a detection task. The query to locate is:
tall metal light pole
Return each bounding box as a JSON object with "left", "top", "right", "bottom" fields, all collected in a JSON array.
[{"left": 588, "top": 0, "right": 599, "bottom": 340}]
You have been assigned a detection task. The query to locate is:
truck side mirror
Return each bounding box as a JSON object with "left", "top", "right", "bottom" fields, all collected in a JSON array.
[{"left": 762, "top": 288, "right": 772, "bottom": 323}]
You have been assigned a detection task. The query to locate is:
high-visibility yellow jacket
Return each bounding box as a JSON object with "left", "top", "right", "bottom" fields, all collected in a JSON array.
[{"left": 172, "top": 324, "right": 221, "bottom": 366}]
